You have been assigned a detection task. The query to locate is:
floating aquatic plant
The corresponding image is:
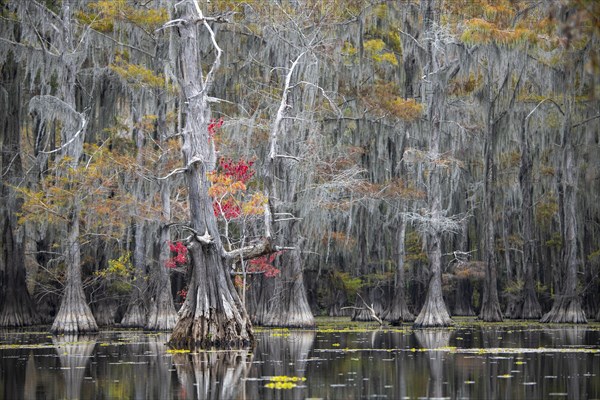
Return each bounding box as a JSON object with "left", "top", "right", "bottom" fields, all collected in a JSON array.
[{"left": 264, "top": 376, "right": 307, "bottom": 390}]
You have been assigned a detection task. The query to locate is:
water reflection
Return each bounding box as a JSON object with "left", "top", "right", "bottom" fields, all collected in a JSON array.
[
  {"left": 53, "top": 334, "right": 97, "bottom": 400},
  {"left": 249, "top": 330, "right": 315, "bottom": 400},
  {"left": 0, "top": 324, "right": 598, "bottom": 399},
  {"left": 174, "top": 351, "right": 252, "bottom": 400},
  {"left": 414, "top": 329, "right": 451, "bottom": 399}
]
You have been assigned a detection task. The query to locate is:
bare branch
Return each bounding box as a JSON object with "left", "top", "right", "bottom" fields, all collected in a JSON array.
[
  {"left": 223, "top": 237, "right": 274, "bottom": 264},
  {"left": 156, "top": 167, "right": 187, "bottom": 180},
  {"left": 269, "top": 51, "right": 307, "bottom": 161}
]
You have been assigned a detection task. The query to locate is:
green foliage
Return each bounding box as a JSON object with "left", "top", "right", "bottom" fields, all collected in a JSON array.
[
  {"left": 535, "top": 199, "right": 558, "bottom": 229},
  {"left": 545, "top": 232, "right": 563, "bottom": 248},
  {"left": 333, "top": 271, "right": 363, "bottom": 301},
  {"left": 588, "top": 248, "right": 600, "bottom": 261},
  {"left": 405, "top": 232, "right": 428, "bottom": 264}
]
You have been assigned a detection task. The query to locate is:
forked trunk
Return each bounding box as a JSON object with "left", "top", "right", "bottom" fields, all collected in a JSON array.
[
  {"left": 168, "top": 233, "right": 253, "bottom": 348},
  {"left": 167, "top": 2, "right": 253, "bottom": 348}
]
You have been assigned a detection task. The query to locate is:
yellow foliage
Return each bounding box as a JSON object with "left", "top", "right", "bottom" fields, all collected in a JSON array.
[
  {"left": 97, "top": 252, "right": 133, "bottom": 278},
  {"left": 364, "top": 39, "right": 385, "bottom": 53},
  {"left": 241, "top": 192, "right": 267, "bottom": 216},
  {"left": 460, "top": 16, "right": 560, "bottom": 49},
  {"left": 78, "top": 1, "right": 168, "bottom": 33},
  {"left": 384, "top": 97, "right": 423, "bottom": 121},
  {"left": 110, "top": 56, "right": 165, "bottom": 89},
  {"left": 535, "top": 198, "right": 558, "bottom": 228},
  {"left": 362, "top": 83, "right": 424, "bottom": 121},
  {"left": 364, "top": 39, "right": 398, "bottom": 66}
]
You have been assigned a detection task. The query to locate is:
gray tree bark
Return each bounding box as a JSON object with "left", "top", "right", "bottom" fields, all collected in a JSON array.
[
  {"left": 50, "top": 2, "right": 97, "bottom": 334},
  {"left": 167, "top": 1, "right": 253, "bottom": 348},
  {"left": 541, "top": 95, "right": 587, "bottom": 324},
  {"left": 384, "top": 214, "right": 415, "bottom": 323},
  {"left": 413, "top": 0, "right": 453, "bottom": 328},
  {"left": 0, "top": 51, "right": 40, "bottom": 326},
  {"left": 518, "top": 114, "right": 542, "bottom": 319}
]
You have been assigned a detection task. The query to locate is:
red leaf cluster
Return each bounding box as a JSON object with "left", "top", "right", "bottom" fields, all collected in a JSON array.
[
  {"left": 213, "top": 200, "right": 241, "bottom": 220},
  {"left": 166, "top": 241, "right": 188, "bottom": 268},
  {"left": 218, "top": 157, "right": 255, "bottom": 184},
  {"left": 177, "top": 288, "right": 188, "bottom": 300},
  {"left": 248, "top": 252, "right": 281, "bottom": 278},
  {"left": 208, "top": 117, "right": 224, "bottom": 138}
]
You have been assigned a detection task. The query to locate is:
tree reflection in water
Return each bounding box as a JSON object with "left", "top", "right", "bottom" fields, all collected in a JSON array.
[
  {"left": 414, "top": 329, "right": 451, "bottom": 399},
  {"left": 250, "top": 330, "right": 315, "bottom": 400},
  {"left": 173, "top": 350, "right": 252, "bottom": 400},
  {"left": 53, "top": 334, "right": 97, "bottom": 400},
  {"left": 1, "top": 325, "right": 599, "bottom": 399}
]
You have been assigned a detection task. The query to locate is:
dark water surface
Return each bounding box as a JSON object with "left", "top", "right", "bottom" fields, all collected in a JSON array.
[{"left": 1, "top": 319, "right": 599, "bottom": 399}]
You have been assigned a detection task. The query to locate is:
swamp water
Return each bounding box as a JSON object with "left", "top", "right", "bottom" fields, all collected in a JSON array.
[{"left": 0, "top": 318, "right": 599, "bottom": 399}]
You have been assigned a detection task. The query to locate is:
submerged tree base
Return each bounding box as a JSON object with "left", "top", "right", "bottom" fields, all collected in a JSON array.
[
  {"left": 168, "top": 315, "right": 254, "bottom": 349},
  {"left": 541, "top": 298, "right": 587, "bottom": 324},
  {"left": 413, "top": 297, "right": 453, "bottom": 328},
  {"left": 519, "top": 294, "right": 542, "bottom": 320},
  {"left": 479, "top": 300, "right": 503, "bottom": 322}
]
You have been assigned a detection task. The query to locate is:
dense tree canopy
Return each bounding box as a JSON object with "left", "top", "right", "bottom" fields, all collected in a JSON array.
[{"left": 0, "top": 0, "right": 599, "bottom": 346}]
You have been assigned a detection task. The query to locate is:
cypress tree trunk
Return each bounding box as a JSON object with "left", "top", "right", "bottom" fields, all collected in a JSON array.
[
  {"left": 146, "top": 198, "right": 178, "bottom": 331},
  {"left": 413, "top": 0, "right": 453, "bottom": 328},
  {"left": 453, "top": 277, "right": 476, "bottom": 316},
  {"left": 541, "top": 97, "right": 586, "bottom": 324},
  {"left": 0, "top": 52, "right": 39, "bottom": 326},
  {"left": 120, "top": 220, "right": 147, "bottom": 327},
  {"left": 51, "top": 207, "right": 98, "bottom": 333},
  {"left": 384, "top": 215, "right": 415, "bottom": 323},
  {"left": 50, "top": 4, "right": 97, "bottom": 332},
  {"left": 414, "top": 230, "right": 453, "bottom": 327},
  {"left": 262, "top": 232, "right": 315, "bottom": 328},
  {"left": 478, "top": 64, "right": 503, "bottom": 322},
  {"left": 167, "top": 2, "right": 253, "bottom": 349},
  {"left": 146, "top": 41, "right": 178, "bottom": 331},
  {"left": 518, "top": 115, "right": 541, "bottom": 319}
]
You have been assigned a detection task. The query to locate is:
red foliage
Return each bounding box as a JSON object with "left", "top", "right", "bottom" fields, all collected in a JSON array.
[
  {"left": 211, "top": 157, "right": 256, "bottom": 219},
  {"left": 177, "top": 288, "right": 188, "bottom": 300},
  {"left": 213, "top": 200, "right": 241, "bottom": 219},
  {"left": 248, "top": 252, "right": 282, "bottom": 278},
  {"left": 218, "top": 157, "right": 255, "bottom": 184},
  {"left": 166, "top": 241, "right": 188, "bottom": 268},
  {"left": 208, "top": 117, "right": 224, "bottom": 139}
]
